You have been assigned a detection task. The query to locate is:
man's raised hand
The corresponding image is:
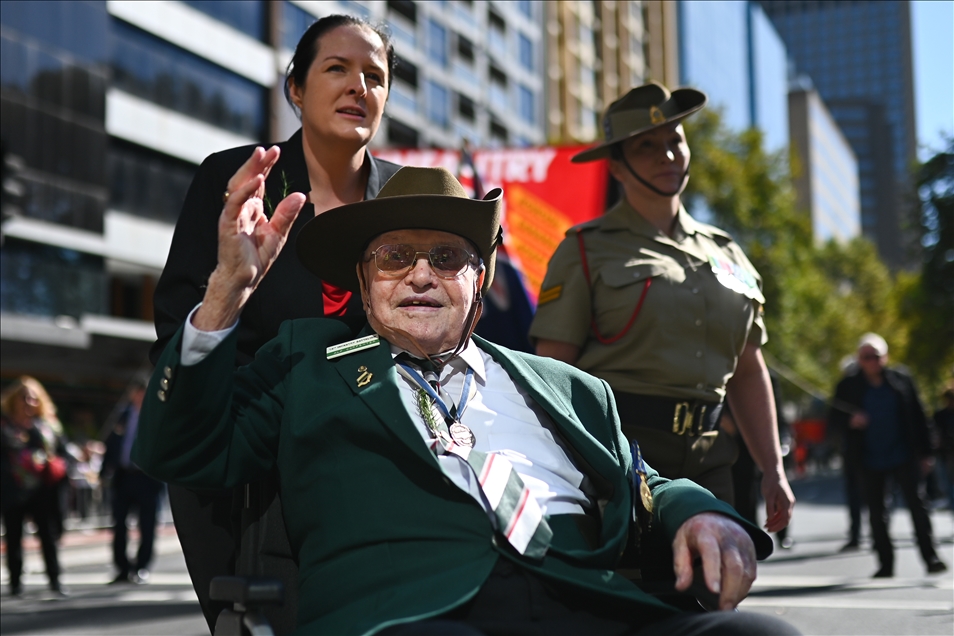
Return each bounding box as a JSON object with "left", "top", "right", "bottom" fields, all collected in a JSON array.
[{"left": 193, "top": 147, "right": 306, "bottom": 332}]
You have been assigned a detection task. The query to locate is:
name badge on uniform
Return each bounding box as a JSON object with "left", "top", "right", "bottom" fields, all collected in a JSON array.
[
  {"left": 326, "top": 334, "right": 380, "bottom": 359},
  {"left": 707, "top": 255, "right": 764, "bottom": 303}
]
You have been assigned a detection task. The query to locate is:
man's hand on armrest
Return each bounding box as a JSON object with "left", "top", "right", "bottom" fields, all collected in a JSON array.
[{"left": 672, "top": 512, "right": 757, "bottom": 611}]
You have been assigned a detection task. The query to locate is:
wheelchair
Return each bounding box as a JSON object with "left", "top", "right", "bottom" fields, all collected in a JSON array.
[{"left": 206, "top": 473, "right": 719, "bottom": 636}]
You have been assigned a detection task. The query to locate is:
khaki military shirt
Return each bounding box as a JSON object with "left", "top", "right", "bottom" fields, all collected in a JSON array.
[{"left": 529, "top": 198, "right": 767, "bottom": 402}]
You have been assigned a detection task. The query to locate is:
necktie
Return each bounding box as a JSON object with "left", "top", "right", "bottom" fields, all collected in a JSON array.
[
  {"left": 397, "top": 355, "right": 553, "bottom": 559},
  {"left": 120, "top": 406, "right": 139, "bottom": 468}
]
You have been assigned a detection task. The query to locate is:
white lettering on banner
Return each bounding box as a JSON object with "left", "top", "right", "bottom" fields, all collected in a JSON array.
[
  {"left": 475, "top": 149, "right": 557, "bottom": 184},
  {"left": 373, "top": 148, "right": 557, "bottom": 184}
]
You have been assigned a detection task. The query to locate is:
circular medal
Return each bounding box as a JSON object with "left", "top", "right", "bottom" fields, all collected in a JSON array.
[
  {"left": 449, "top": 422, "right": 476, "bottom": 448},
  {"left": 640, "top": 480, "right": 654, "bottom": 514}
]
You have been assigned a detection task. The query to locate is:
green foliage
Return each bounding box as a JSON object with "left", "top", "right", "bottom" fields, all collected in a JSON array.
[
  {"left": 681, "top": 110, "right": 921, "bottom": 405},
  {"left": 897, "top": 139, "right": 954, "bottom": 400}
]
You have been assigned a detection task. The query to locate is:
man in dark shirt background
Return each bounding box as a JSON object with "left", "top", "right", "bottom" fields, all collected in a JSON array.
[{"left": 829, "top": 333, "right": 947, "bottom": 578}]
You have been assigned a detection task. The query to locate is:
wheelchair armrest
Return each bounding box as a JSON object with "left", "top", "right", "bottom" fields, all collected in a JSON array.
[{"left": 210, "top": 576, "right": 285, "bottom": 607}]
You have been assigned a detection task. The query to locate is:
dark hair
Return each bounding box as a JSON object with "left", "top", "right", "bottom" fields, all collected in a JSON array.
[{"left": 284, "top": 14, "right": 396, "bottom": 115}]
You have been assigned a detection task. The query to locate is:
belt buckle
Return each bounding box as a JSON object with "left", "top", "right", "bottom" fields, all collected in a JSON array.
[
  {"left": 672, "top": 401, "right": 692, "bottom": 436},
  {"left": 672, "top": 402, "right": 708, "bottom": 436}
]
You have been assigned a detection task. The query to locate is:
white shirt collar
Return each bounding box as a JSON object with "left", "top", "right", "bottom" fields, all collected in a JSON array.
[{"left": 389, "top": 338, "right": 486, "bottom": 384}]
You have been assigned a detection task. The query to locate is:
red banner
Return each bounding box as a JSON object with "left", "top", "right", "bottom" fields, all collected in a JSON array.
[{"left": 373, "top": 146, "right": 608, "bottom": 301}]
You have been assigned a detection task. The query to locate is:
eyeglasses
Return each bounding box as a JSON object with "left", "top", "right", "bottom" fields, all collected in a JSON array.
[{"left": 368, "top": 244, "right": 478, "bottom": 278}]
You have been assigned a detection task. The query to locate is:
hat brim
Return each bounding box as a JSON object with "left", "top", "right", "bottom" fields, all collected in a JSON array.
[
  {"left": 296, "top": 191, "right": 503, "bottom": 294},
  {"left": 571, "top": 88, "right": 707, "bottom": 163}
]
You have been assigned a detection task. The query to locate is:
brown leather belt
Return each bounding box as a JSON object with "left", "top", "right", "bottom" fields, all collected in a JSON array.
[{"left": 614, "top": 391, "right": 723, "bottom": 437}]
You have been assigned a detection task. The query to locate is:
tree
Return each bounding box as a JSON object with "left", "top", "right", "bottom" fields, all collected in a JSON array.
[
  {"left": 898, "top": 139, "right": 954, "bottom": 400},
  {"left": 682, "top": 110, "right": 907, "bottom": 403}
]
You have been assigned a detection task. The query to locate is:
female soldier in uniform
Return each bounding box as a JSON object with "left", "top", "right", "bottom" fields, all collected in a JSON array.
[{"left": 530, "top": 82, "right": 794, "bottom": 532}]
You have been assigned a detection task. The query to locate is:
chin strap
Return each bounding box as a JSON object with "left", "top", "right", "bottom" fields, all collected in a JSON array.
[{"left": 621, "top": 155, "right": 689, "bottom": 198}]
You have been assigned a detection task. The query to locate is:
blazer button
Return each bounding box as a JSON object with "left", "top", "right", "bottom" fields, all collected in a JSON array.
[
  {"left": 160, "top": 378, "right": 170, "bottom": 390},
  {"left": 157, "top": 389, "right": 167, "bottom": 402},
  {"left": 163, "top": 366, "right": 173, "bottom": 379},
  {"left": 491, "top": 536, "right": 498, "bottom": 548}
]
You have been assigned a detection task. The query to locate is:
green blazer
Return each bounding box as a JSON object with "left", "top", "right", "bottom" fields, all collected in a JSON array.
[{"left": 134, "top": 318, "right": 771, "bottom": 635}]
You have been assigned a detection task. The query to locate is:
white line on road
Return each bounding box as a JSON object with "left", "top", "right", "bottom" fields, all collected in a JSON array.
[
  {"left": 753, "top": 575, "right": 953, "bottom": 590},
  {"left": 742, "top": 597, "right": 953, "bottom": 611}
]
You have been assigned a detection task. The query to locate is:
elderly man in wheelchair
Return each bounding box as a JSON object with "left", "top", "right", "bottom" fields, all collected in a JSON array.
[{"left": 134, "top": 162, "right": 799, "bottom": 636}]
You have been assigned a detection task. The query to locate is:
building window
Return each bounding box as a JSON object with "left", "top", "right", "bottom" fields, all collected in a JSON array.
[
  {"left": 458, "top": 93, "right": 475, "bottom": 121},
  {"left": 387, "top": 119, "right": 419, "bottom": 147},
  {"left": 427, "top": 19, "right": 447, "bottom": 67},
  {"left": 489, "top": 65, "right": 508, "bottom": 112},
  {"left": 426, "top": 80, "right": 449, "bottom": 127},
  {"left": 387, "top": 0, "right": 417, "bottom": 23},
  {"left": 111, "top": 22, "right": 266, "bottom": 139},
  {"left": 489, "top": 119, "right": 508, "bottom": 144},
  {"left": 457, "top": 34, "right": 475, "bottom": 63},
  {"left": 107, "top": 142, "right": 196, "bottom": 224},
  {"left": 518, "top": 85, "right": 534, "bottom": 124},
  {"left": 488, "top": 11, "right": 507, "bottom": 56},
  {"left": 281, "top": 1, "right": 316, "bottom": 51},
  {"left": 182, "top": 0, "right": 266, "bottom": 41},
  {"left": 518, "top": 33, "right": 533, "bottom": 71},
  {"left": 0, "top": 238, "right": 107, "bottom": 318},
  {"left": 0, "top": 1, "right": 109, "bottom": 64},
  {"left": 515, "top": 1, "right": 533, "bottom": 19}
]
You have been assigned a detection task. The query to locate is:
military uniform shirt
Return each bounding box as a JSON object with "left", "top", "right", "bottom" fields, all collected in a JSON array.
[{"left": 529, "top": 198, "right": 766, "bottom": 403}]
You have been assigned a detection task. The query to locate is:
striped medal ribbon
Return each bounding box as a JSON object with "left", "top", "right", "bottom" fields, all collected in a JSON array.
[{"left": 397, "top": 361, "right": 553, "bottom": 559}]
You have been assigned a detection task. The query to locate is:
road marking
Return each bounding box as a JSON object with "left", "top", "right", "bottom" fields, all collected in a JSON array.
[
  {"left": 117, "top": 590, "right": 197, "bottom": 603},
  {"left": 742, "top": 597, "right": 953, "bottom": 611},
  {"left": 2, "top": 572, "right": 194, "bottom": 586},
  {"left": 753, "top": 575, "right": 953, "bottom": 590}
]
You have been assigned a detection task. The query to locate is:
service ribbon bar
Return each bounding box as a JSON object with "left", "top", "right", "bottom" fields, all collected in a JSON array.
[{"left": 326, "top": 335, "right": 381, "bottom": 359}]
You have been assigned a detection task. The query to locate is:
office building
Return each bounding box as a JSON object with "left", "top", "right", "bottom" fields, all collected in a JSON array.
[
  {"left": 677, "top": 0, "right": 790, "bottom": 152},
  {"left": 0, "top": 0, "right": 549, "bottom": 418},
  {"left": 760, "top": 0, "right": 917, "bottom": 266},
  {"left": 789, "top": 85, "right": 861, "bottom": 243},
  {"left": 643, "top": 0, "right": 679, "bottom": 89},
  {"left": 544, "top": 1, "right": 648, "bottom": 144}
]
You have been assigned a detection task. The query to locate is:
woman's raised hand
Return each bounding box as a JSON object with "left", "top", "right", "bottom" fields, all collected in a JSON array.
[{"left": 193, "top": 147, "right": 306, "bottom": 331}]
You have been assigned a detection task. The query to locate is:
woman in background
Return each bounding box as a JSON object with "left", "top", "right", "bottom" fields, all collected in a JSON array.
[
  {"left": 1, "top": 377, "right": 68, "bottom": 597},
  {"left": 150, "top": 14, "right": 399, "bottom": 631}
]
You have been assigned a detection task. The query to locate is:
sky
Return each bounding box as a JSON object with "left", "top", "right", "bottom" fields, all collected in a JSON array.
[{"left": 912, "top": 0, "right": 954, "bottom": 160}]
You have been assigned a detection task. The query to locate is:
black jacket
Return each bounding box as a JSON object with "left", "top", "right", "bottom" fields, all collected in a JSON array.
[
  {"left": 151, "top": 130, "right": 401, "bottom": 365},
  {"left": 828, "top": 367, "right": 932, "bottom": 463}
]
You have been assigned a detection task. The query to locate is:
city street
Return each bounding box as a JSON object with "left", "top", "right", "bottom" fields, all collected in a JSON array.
[{"left": 1, "top": 477, "right": 952, "bottom": 635}]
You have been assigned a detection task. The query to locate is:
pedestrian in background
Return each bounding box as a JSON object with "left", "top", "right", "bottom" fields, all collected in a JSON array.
[
  {"left": 828, "top": 333, "right": 947, "bottom": 577},
  {"left": 101, "top": 378, "right": 163, "bottom": 585},
  {"left": 0, "top": 377, "right": 68, "bottom": 597},
  {"left": 531, "top": 81, "right": 794, "bottom": 533},
  {"left": 149, "top": 14, "right": 399, "bottom": 630}
]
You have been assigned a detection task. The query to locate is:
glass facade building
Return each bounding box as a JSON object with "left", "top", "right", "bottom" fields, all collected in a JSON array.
[
  {"left": 0, "top": 0, "right": 274, "bottom": 412},
  {"left": 677, "top": 1, "right": 789, "bottom": 152},
  {"left": 789, "top": 87, "right": 861, "bottom": 243},
  {"left": 0, "top": 0, "right": 550, "bottom": 413},
  {"left": 759, "top": 0, "right": 916, "bottom": 266}
]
